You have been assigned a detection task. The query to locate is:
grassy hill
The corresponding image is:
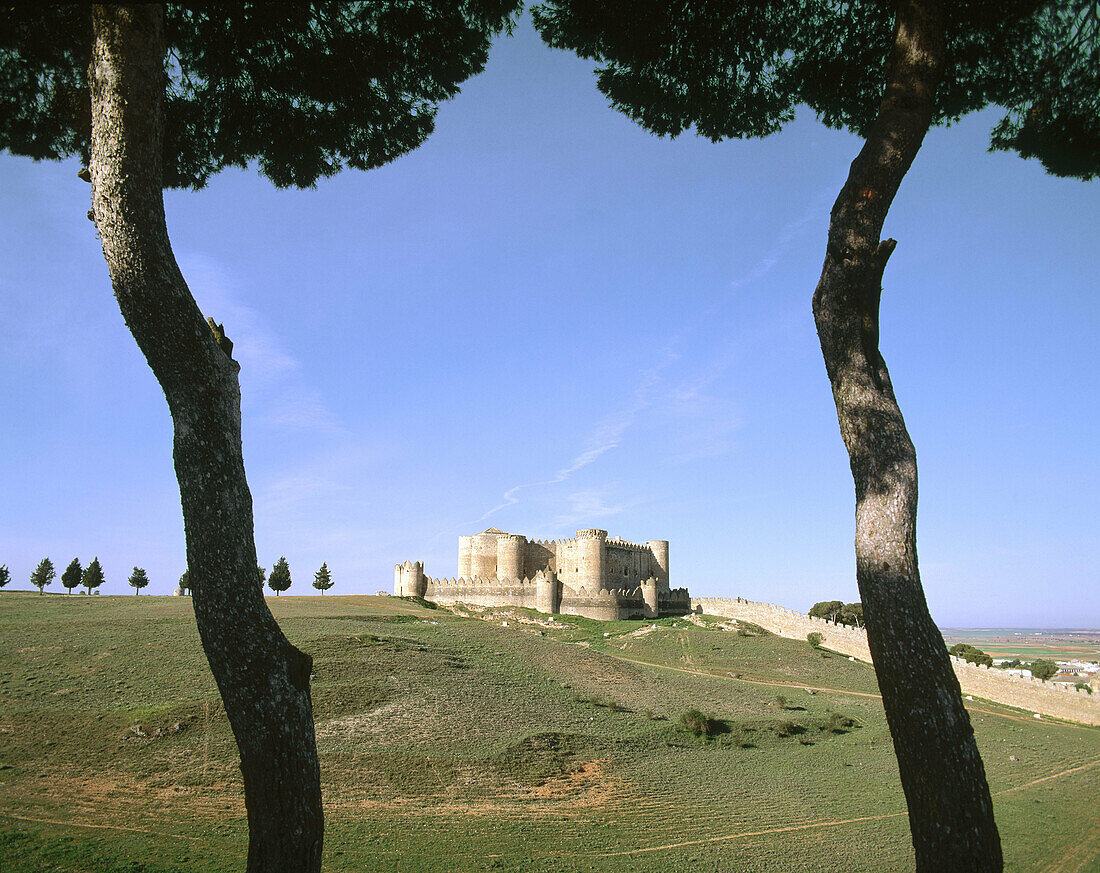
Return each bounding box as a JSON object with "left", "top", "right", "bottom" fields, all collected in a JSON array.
[{"left": 1, "top": 592, "right": 1098, "bottom": 872}]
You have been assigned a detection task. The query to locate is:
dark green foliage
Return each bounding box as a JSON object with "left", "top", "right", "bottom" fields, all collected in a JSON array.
[
  {"left": 178, "top": 570, "right": 189, "bottom": 594},
  {"left": 30, "top": 557, "right": 55, "bottom": 594},
  {"left": 818, "top": 711, "right": 857, "bottom": 734},
  {"left": 268, "top": 557, "right": 292, "bottom": 596},
  {"left": 0, "top": 564, "right": 9, "bottom": 588},
  {"left": 257, "top": 565, "right": 266, "bottom": 590},
  {"left": 810, "top": 601, "right": 844, "bottom": 621},
  {"left": 61, "top": 558, "right": 82, "bottom": 594},
  {"left": 988, "top": 0, "right": 1100, "bottom": 179},
  {"left": 949, "top": 643, "right": 994, "bottom": 668},
  {"left": 838, "top": 602, "right": 863, "bottom": 627},
  {"left": 312, "top": 562, "right": 333, "bottom": 595},
  {"left": 81, "top": 557, "right": 105, "bottom": 594},
  {"left": 0, "top": 2, "right": 522, "bottom": 189},
  {"left": 531, "top": 0, "right": 1100, "bottom": 179},
  {"left": 997, "top": 658, "right": 1024, "bottom": 669},
  {"left": 1030, "top": 659, "right": 1057, "bottom": 682},
  {"left": 128, "top": 566, "right": 150, "bottom": 595},
  {"left": 807, "top": 631, "right": 824, "bottom": 649},
  {"left": 809, "top": 600, "right": 862, "bottom": 626},
  {"left": 679, "top": 708, "right": 727, "bottom": 737},
  {"left": 1075, "top": 682, "right": 1093, "bottom": 694}
]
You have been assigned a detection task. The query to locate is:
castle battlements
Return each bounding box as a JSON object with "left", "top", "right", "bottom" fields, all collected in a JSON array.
[{"left": 397, "top": 528, "right": 690, "bottom": 620}]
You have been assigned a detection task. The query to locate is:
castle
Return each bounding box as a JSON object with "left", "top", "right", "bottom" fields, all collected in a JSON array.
[{"left": 395, "top": 528, "right": 691, "bottom": 620}]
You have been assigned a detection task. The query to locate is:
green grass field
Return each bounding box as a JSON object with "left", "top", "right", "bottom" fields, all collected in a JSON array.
[{"left": 2, "top": 593, "right": 1098, "bottom": 872}]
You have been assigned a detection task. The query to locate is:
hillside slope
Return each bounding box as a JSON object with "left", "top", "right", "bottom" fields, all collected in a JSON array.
[{"left": 1, "top": 593, "right": 1097, "bottom": 872}]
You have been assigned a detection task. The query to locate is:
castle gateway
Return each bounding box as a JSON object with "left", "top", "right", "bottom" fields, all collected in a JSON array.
[{"left": 396, "top": 528, "right": 691, "bottom": 620}]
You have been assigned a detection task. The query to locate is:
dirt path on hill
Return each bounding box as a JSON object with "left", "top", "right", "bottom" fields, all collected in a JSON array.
[
  {"left": 1036, "top": 815, "right": 1100, "bottom": 873},
  {"left": 606, "top": 652, "right": 1098, "bottom": 730},
  {"left": 593, "top": 754, "right": 1100, "bottom": 859},
  {"left": 607, "top": 653, "right": 885, "bottom": 699},
  {"left": 0, "top": 812, "right": 199, "bottom": 841}
]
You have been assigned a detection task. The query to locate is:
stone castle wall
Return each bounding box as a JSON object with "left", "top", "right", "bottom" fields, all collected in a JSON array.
[
  {"left": 396, "top": 527, "right": 690, "bottom": 620},
  {"left": 694, "top": 597, "right": 1100, "bottom": 726}
]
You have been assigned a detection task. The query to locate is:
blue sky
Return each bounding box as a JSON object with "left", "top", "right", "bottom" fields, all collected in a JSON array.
[{"left": 2, "top": 20, "right": 1097, "bottom": 627}]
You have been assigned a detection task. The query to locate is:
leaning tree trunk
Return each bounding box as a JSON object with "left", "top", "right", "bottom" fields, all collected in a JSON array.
[
  {"left": 88, "top": 7, "right": 322, "bottom": 871},
  {"left": 811, "top": 2, "right": 1001, "bottom": 870}
]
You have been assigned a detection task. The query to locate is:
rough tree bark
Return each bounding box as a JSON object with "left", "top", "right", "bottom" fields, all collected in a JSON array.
[
  {"left": 811, "top": 1, "right": 1002, "bottom": 870},
  {"left": 88, "top": 6, "right": 322, "bottom": 871}
]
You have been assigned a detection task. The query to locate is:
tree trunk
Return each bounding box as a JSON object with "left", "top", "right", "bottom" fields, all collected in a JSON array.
[
  {"left": 811, "top": 2, "right": 1001, "bottom": 870},
  {"left": 88, "top": 7, "right": 322, "bottom": 871}
]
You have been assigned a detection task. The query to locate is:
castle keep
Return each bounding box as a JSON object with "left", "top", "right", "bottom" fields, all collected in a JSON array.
[{"left": 396, "top": 528, "right": 691, "bottom": 620}]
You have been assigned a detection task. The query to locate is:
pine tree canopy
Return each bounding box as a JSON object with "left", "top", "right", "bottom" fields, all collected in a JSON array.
[
  {"left": 0, "top": 1, "right": 522, "bottom": 189},
  {"left": 82, "top": 557, "right": 105, "bottom": 592},
  {"left": 313, "top": 562, "right": 333, "bottom": 592},
  {"left": 269, "top": 557, "right": 292, "bottom": 593},
  {"left": 0, "top": 565, "right": 9, "bottom": 588},
  {"left": 531, "top": 0, "right": 1099, "bottom": 179},
  {"left": 30, "top": 557, "right": 55, "bottom": 592},
  {"left": 129, "top": 567, "right": 150, "bottom": 590},
  {"left": 62, "top": 558, "right": 83, "bottom": 592}
]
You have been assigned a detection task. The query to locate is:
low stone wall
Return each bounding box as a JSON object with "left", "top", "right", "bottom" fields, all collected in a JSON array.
[
  {"left": 693, "top": 597, "right": 1100, "bottom": 726},
  {"left": 424, "top": 577, "right": 539, "bottom": 610}
]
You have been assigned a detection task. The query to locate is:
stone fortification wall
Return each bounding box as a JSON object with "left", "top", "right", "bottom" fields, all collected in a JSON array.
[
  {"left": 425, "top": 575, "right": 540, "bottom": 610},
  {"left": 694, "top": 597, "right": 1100, "bottom": 726}
]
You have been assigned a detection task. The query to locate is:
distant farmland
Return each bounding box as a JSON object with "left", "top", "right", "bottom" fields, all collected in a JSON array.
[{"left": 942, "top": 628, "right": 1100, "bottom": 661}]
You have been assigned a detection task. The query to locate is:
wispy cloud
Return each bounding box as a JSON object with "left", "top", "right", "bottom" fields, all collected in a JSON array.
[
  {"left": 472, "top": 354, "right": 674, "bottom": 525},
  {"left": 729, "top": 187, "right": 831, "bottom": 290},
  {"left": 178, "top": 254, "right": 345, "bottom": 435},
  {"left": 553, "top": 490, "right": 627, "bottom": 527}
]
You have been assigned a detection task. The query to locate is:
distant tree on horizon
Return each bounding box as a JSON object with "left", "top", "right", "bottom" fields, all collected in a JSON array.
[
  {"left": 62, "top": 558, "right": 83, "bottom": 595},
  {"left": 178, "top": 570, "right": 190, "bottom": 595},
  {"left": 257, "top": 565, "right": 267, "bottom": 591},
  {"left": 312, "top": 563, "right": 333, "bottom": 596},
  {"left": 82, "top": 558, "right": 105, "bottom": 595},
  {"left": 129, "top": 566, "right": 150, "bottom": 595},
  {"left": 809, "top": 601, "right": 844, "bottom": 622},
  {"left": 1030, "top": 659, "right": 1058, "bottom": 682},
  {"left": 30, "top": 558, "right": 55, "bottom": 594},
  {"left": 0, "top": 565, "right": 10, "bottom": 588},
  {"left": 268, "top": 558, "right": 292, "bottom": 597}
]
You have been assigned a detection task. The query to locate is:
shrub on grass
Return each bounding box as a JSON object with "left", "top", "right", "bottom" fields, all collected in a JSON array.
[
  {"left": 1074, "top": 682, "right": 1093, "bottom": 694},
  {"left": 679, "top": 708, "right": 726, "bottom": 737},
  {"left": 807, "top": 632, "right": 824, "bottom": 649},
  {"left": 818, "top": 712, "right": 856, "bottom": 733}
]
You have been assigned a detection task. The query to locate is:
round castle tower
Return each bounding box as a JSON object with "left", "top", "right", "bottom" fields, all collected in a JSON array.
[
  {"left": 642, "top": 577, "right": 659, "bottom": 619},
  {"left": 470, "top": 531, "right": 498, "bottom": 578},
  {"left": 575, "top": 529, "right": 608, "bottom": 590},
  {"left": 457, "top": 536, "right": 473, "bottom": 578},
  {"left": 496, "top": 533, "right": 526, "bottom": 581},
  {"left": 394, "top": 560, "right": 426, "bottom": 598},
  {"left": 647, "top": 540, "right": 669, "bottom": 590}
]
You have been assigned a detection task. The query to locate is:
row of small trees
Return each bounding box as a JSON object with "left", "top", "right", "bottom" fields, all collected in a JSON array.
[
  {"left": 178, "top": 559, "right": 334, "bottom": 597},
  {"left": 0, "top": 557, "right": 147, "bottom": 595},
  {"left": 2, "top": 558, "right": 336, "bottom": 597}
]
